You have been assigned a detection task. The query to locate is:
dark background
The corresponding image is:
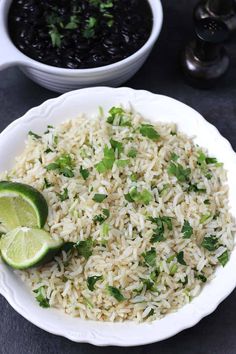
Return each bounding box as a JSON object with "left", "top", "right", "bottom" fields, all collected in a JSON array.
[{"left": 1, "top": 0, "right": 236, "bottom": 353}]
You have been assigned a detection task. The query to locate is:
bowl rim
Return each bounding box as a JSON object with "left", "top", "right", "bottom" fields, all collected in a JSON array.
[
  {"left": 1, "top": 87, "right": 236, "bottom": 346},
  {"left": 0, "top": 0, "right": 163, "bottom": 74}
]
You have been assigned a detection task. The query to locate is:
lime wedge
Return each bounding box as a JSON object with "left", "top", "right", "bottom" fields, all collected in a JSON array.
[
  {"left": 0, "top": 227, "right": 62, "bottom": 269},
  {"left": 0, "top": 181, "right": 48, "bottom": 232}
]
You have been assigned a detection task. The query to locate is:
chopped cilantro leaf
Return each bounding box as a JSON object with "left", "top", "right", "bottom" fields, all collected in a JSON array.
[
  {"left": 182, "top": 220, "right": 193, "bottom": 239},
  {"left": 28, "top": 131, "right": 41, "bottom": 139},
  {"left": 218, "top": 250, "right": 229, "bottom": 267},
  {"left": 107, "top": 286, "right": 125, "bottom": 302},
  {"left": 142, "top": 278, "right": 155, "bottom": 291},
  {"left": 130, "top": 173, "right": 138, "bottom": 182},
  {"left": 93, "top": 209, "right": 110, "bottom": 224},
  {"left": 201, "top": 235, "right": 218, "bottom": 251},
  {"left": 168, "top": 162, "right": 191, "bottom": 183},
  {"left": 92, "top": 194, "right": 107, "bottom": 203},
  {"left": 145, "top": 308, "right": 155, "bottom": 318},
  {"left": 142, "top": 248, "right": 156, "bottom": 267},
  {"left": 170, "top": 153, "right": 179, "bottom": 161},
  {"left": 80, "top": 166, "right": 90, "bottom": 180},
  {"left": 188, "top": 183, "right": 206, "bottom": 193},
  {"left": 48, "top": 24, "right": 63, "bottom": 48},
  {"left": 106, "top": 107, "right": 131, "bottom": 126},
  {"left": 124, "top": 193, "right": 134, "bottom": 202},
  {"left": 43, "top": 178, "right": 52, "bottom": 189},
  {"left": 83, "top": 17, "right": 97, "bottom": 38},
  {"left": 95, "top": 145, "right": 115, "bottom": 173},
  {"left": 61, "top": 242, "right": 76, "bottom": 252},
  {"left": 87, "top": 275, "right": 103, "bottom": 291},
  {"left": 76, "top": 238, "right": 93, "bottom": 259},
  {"left": 151, "top": 233, "right": 165, "bottom": 243},
  {"left": 195, "top": 273, "right": 207, "bottom": 283},
  {"left": 58, "top": 188, "right": 69, "bottom": 202},
  {"left": 148, "top": 216, "right": 172, "bottom": 243},
  {"left": 33, "top": 287, "right": 50, "bottom": 308},
  {"left": 65, "top": 15, "right": 79, "bottom": 29},
  {"left": 110, "top": 139, "right": 124, "bottom": 156},
  {"left": 125, "top": 187, "right": 153, "bottom": 205},
  {"left": 46, "top": 154, "right": 74, "bottom": 178},
  {"left": 140, "top": 124, "right": 160, "bottom": 141},
  {"left": 205, "top": 157, "right": 218, "bottom": 164},
  {"left": 204, "top": 199, "right": 210, "bottom": 205},
  {"left": 177, "top": 251, "right": 187, "bottom": 265},
  {"left": 127, "top": 148, "right": 137, "bottom": 158}
]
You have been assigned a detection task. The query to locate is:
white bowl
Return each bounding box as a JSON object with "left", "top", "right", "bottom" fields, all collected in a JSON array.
[
  {"left": 0, "top": 87, "right": 236, "bottom": 346},
  {"left": 0, "top": 1, "right": 163, "bottom": 93}
]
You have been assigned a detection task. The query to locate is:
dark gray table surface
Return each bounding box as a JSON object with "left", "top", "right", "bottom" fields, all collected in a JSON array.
[{"left": 1, "top": 1, "right": 236, "bottom": 353}]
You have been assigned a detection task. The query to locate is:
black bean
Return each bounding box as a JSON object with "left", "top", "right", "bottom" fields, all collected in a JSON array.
[{"left": 8, "top": 0, "right": 153, "bottom": 69}]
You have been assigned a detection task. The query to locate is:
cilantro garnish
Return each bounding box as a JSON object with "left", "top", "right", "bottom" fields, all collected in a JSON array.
[
  {"left": 127, "top": 148, "right": 137, "bottom": 158},
  {"left": 80, "top": 166, "right": 90, "bottom": 180},
  {"left": 107, "top": 286, "right": 126, "bottom": 302},
  {"left": 130, "top": 173, "right": 138, "bottom": 182},
  {"left": 33, "top": 287, "right": 50, "bottom": 308},
  {"left": 95, "top": 145, "right": 115, "bottom": 173},
  {"left": 201, "top": 235, "right": 218, "bottom": 251},
  {"left": 46, "top": 154, "right": 74, "bottom": 178},
  {"left": 142, "top": 278, "right": 155, "bottom": 291},
  {"left": 170, "top": 153, "right": 179, "bottom": 161},
  {"left": 65, "top": 15, "right": 80, "bottom": 29},
  {"left": 142, "top": 248, "right": 156, "bottom": 267},
  {"left": 106, "top": 107, "right": 131, "bottom": 126},
  {"left": 28, "top": 131, "right": 41, "bottom": 139},
  {"left": 92, "top": 193, "right": 108, "bottom": 203},
  {"left": 125, "top": 187, "right": 153, "bottom": 205},
  {"left": 139, "top": 124, "right": 160, "bottom": 141},
  {"left": 145, "top": 308, "right": 155, "bottom": 318},
  {"left": 58, "top": 188, "right": 69, "bottom": 202},
  {"left": 43, "top": 178, "right": 52, "bottom": 189},
  {"left": 218, "top": 250, "right": 229, "bottom": 267},
  {"left": 195, "top": 273, "right": 207, "bottom": 283},
  {"left": 75, "top": 238, "right": 93, "bottom": 259},
  {"left": 87, "top": 275, "right": 103, "bottom": 291},
  {"left": 83, "top": 17, "right": 97, "bottom": 39},
  {"left": 93, "top": 209, "right": 110, "bottom": 224},
  {"left": 168, "top": 162, "right": 191, "bottom": 183},
  {"left": 177, "top": 251, "right": 187, "bottom": 265},
  {"left": 204, "top": 199, "right": 210, "bottom": 205},
  {"left": 148, "top": 216, "right": 172, "bottom": 243},
  {"left": 182, "top": 220, "right": 193, "bottom": 239},
  {"left": 48, "top": 24, "right": 63, "bottom": 48},
  {"left": 197, "top": 151, "right": 221, "bottom": 178},
  {"left": 110, "top": 138, "right": 124, "bottom": 156},
  {"left": 187, "top": 183, "right": 206, "bottom": 193}
]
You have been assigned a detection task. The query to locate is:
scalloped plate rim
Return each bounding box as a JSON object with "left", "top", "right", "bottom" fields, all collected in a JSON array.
[{"left": 0, "top": 87, "right": 236, "bottom": 346}]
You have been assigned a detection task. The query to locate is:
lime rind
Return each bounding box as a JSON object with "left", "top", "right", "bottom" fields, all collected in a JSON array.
[{"left": 0, "top": 181, "right": 48, "bottom": 230}]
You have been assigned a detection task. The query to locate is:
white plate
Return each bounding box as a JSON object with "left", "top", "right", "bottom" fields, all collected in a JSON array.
[{"left": 0, "top": 87, "right": 236, "bottom": 346}]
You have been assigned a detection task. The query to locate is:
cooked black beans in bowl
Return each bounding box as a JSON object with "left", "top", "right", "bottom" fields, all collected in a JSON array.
[{"left": 8, "top": 0, "right": 153, "bottom": 69}]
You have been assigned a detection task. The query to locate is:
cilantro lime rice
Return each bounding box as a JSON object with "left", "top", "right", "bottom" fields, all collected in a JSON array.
[{"left": 1, "top": 106, "right": 235, "bottom": 322}]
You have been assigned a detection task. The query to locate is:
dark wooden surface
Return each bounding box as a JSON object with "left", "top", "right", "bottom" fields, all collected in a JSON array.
[{"left": 1, "top": 1, "right": 236, "bottom": 353}]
